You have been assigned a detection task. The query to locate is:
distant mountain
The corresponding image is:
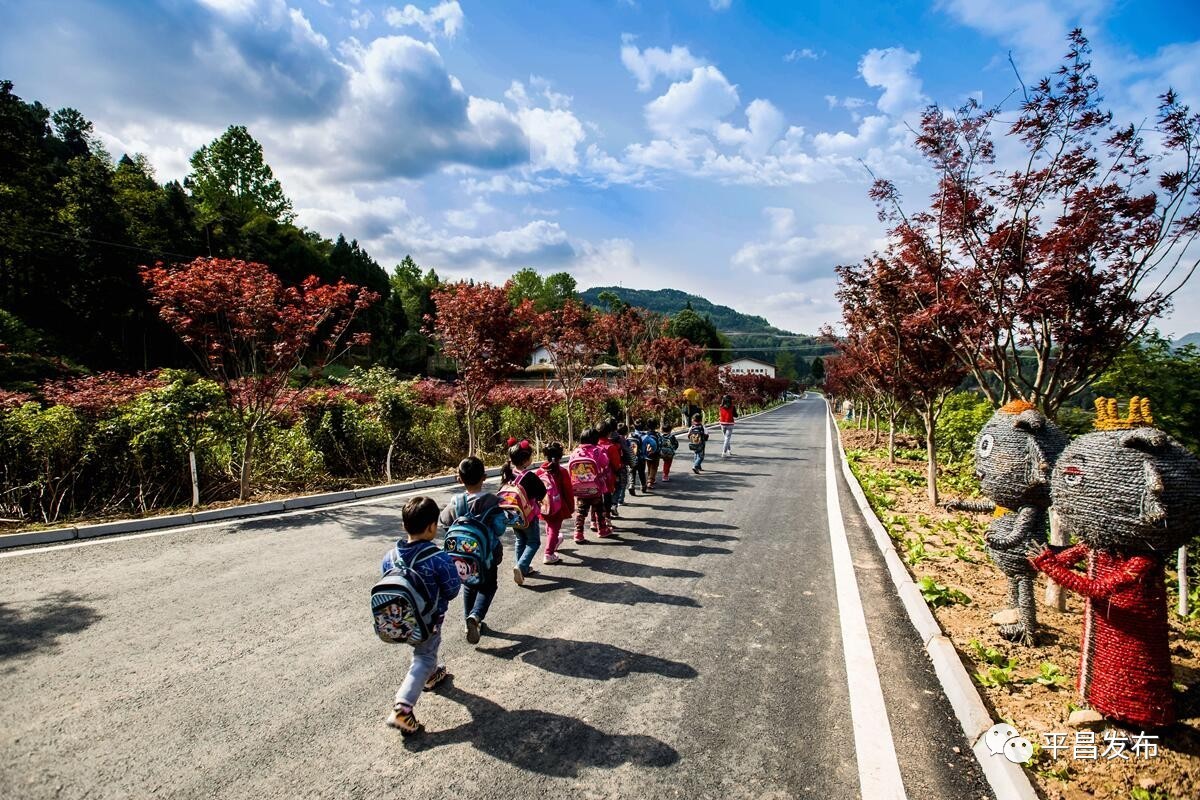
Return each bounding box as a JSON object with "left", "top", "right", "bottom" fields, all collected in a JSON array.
[
  {"left": 579, "top": 286, "right": 833, "bottom": 370},
  {"left": 580, "top": 286, "right": 794, "bottom": 335},
  {"left": 1172, "top": 332, "right": 1200, "bottom": 350}
]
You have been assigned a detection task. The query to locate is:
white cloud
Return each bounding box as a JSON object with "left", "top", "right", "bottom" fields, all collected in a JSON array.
[
  {"left": 731, "top": 208, "right": 886, "bottom": 281},
  {"left": 859, "top": 47, "right": 928, "bottom": 115},
  {"left": 937, "top": 0, "right": 1106, "bottom": 73},
  {"left": 443, "top": 198, "right": 494, "bottom": 230},
  {"left": 715, "top": 98, "right": 786, "bottom": 158},
  {"left": 645, "top": 66, "right": 740, "bottom": 137},
  {"left": 349, "top": 8, "right": 373, "bottom": 30},
  {"left": 709, "top": 0, "right": 732, "bottom": 10},
  {"left": 385, "top": 1, "right": 464, "bottom": 39},
  {"left": 784, "top": 48, "right": 820, "bottom": 62},
  {"left": 812, "top": 114, "right": 890, "bottom": 155},
  {"left": 285, "top": 35, "right": 528, "bottom": 180},
  {"left": 620, "top": 37, "right": 707, "bottom": 92},
  {"left": 462, "top": 175, "right": 556, "bottom": 195}
]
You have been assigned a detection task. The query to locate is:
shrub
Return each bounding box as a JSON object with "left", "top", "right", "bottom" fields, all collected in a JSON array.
[
  {"left": 936, "top": 392, "right": 993, "bottom": 467},
  {"left": 0, "top": 402, "right": 86, "bottom": 522}
]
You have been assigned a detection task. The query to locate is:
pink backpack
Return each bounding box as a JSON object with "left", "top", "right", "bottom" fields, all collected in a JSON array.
[
  {"left": 568, "top": 447, "right": 604, "bottom": 499},
  {"left": 535, "top": 465, "right": 564, "bottom": 518},
  {"left": 497, "top": 470, "right": 538, "bottom": 529}
]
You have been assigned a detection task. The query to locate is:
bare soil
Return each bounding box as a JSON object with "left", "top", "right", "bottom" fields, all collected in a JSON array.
[{"left": 839, "top": 424, "right": 1200, "bottom": 800}]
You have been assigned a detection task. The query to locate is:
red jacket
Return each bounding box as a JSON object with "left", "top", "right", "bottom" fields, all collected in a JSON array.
[
  {"left": 719, "top": 406, "right": 736, "bottom": 425},
  {"left": 604, "top": 440, "right": 622, "bottom": 490}
]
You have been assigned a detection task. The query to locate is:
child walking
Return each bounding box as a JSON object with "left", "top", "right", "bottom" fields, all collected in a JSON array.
[
  {"left": 659, "top": 426, "right": 680, "bottom": 482},
  {"left": 501, "top": 439, "right": 548, "bottom": 585},
  {"left": 613, "top": 423, "right": 634, "bottom": 510},
  {"left": 642, "top": 421, "right": 664, "bottom": 491},
  {"left": 688, "top": 413, "right": 710, "bottom": 473},
  {"left": 572, "top": 428, "right": 612, "bottom": 541},
  {"left": 629, "top": 420, "right": 647, "bottom": 496},
  {"left": 539, "top": 442, "right": 574, "bottom": 565},
  {"left": 719, "top": 394, "right": 737, "bottom": 456},
  {"left": 601, "top": 419, "right": 622, "bottom": 522},
  {"left": 386, "top": 496, "right": 461, "bottom": 735},
  {"left": 439, "top": 456, "right": 506, "bottom": 645}
]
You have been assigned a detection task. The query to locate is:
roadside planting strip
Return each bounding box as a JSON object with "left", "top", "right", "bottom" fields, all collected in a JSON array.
[{"left": 826, "top": 400, "right": 1039, "bottom": 800}]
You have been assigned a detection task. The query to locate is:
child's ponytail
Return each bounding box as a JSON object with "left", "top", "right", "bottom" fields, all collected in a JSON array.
[{"left": 503, "top": 437, "right": 534, "bottom": 483}]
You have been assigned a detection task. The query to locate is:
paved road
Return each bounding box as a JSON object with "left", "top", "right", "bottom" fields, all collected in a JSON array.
[{"left": 0, "top": 399, "right": 992, "bottom": 800}]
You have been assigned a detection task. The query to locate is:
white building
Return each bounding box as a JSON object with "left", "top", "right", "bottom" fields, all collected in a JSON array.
[{"left": 721, "top": 357, "right": 776, "bottom": 378}]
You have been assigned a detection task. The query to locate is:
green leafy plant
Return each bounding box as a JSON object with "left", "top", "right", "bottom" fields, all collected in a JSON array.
[
  {"left": 968, "top": 638, "right": 1018, "bottom": 686},
  {"left": 951, "top": 543, "right": 978, "bottom": 563},
  {"left": 919, "top": 576, "right": 971, "bottom": 607},
  {"left": 904, "top": 537, "right": 930, "bottom": 566},
  {"left": 1023, "top": 662, "right": 1069, "bottom": 689}
]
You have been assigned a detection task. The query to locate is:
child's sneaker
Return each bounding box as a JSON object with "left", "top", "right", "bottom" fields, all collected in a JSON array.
[
  {"left": 544, "top": 554, "right": 562, "bottom": 565},
  {"left": 573, "top": 534, "right": 586, "bottom": 543},
  {"left": 512, "top": 566, "right": 525, "bottom": 586},
  {"left": 386, "top": 703, "right": 423, "bottom": 735},
  {"left": 662, "top": 477, "right": 670, "bottom": 482},
  {"left": 465, "top": 615, "right": 481, "bottom": 645},
  {"left": 423, "top": 664, "right": 449, "bottom": 691}
]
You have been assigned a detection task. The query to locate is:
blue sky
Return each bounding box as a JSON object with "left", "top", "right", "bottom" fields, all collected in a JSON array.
[{"left": 2, "top": 0, "right": 1198, "bottom": 334}]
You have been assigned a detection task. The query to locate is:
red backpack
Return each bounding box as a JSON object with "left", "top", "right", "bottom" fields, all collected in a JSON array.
[
  {"left": 497, "top": 470, "right": 537, "bottom": 529},
  {"left": 534, "top": 465, "right": 564, "bottom": 518}
]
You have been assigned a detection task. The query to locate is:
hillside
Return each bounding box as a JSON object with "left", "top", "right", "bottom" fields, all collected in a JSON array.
[
  {"left": 1173, "top": 332, "right": 1200, "bottom": 350},
  {"left": 579, "top": 286, "right": 833, "bottom": 375},
  {"left": 580, "top": 286, "right": 794, "bottom": 335}
]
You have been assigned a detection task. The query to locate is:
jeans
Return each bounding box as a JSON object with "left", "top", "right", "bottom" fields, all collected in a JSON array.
[
  {"left": 614, "top": 467, "right": 629, "bottom": 505},
  {"left": 463, "top": 548, "right": 501, "bottom": 621},
  {"left": 693, "top": 448, "right": 705, "bottom": 470},
  {"left": 514, "top": 518, "right": 541, "bottom": 574},
  {"left": 395, "top": 628, "right": 442, "bottom": 708},
  {"left": 722, "top": 424, "right": 734, "bottom": 454}
]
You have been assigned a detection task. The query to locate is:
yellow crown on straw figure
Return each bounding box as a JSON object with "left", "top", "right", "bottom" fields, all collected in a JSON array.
[{"left": 1093, "top": 396, "right": 1154, "bottom": 431}]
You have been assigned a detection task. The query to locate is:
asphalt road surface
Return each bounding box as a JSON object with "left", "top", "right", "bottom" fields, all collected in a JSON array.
[{"left": 0, "top": 398, "right": 993, "bottom": 800}]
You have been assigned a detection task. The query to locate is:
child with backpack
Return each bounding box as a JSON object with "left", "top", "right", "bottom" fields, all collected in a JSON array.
[
  {"left": 570, "top": 428, "right": 612, "bottom": 541},
  {"left": 642, "top": 420, "right": 664, "bottom": 491},
  {"left": 438, "top": 456, "right": 507, "bottom": 644},
  {"left": 688, "top": 413, "right": 710, "bottom": 474},
  {"left": 613, "top": 422, "right": 634, "bottom": 510},
  {"left": 719, "top": 394, "right": 737, "bottom": 456},
  {"left": 628, "top": 420, "right": 647, "bottom": 496},
  {"left": 659, "top": 426, "right": 680, "bottom": 482},
  {"left": 538, "top": 442, "right": 574, "bottom": 565},
  {"left": 378, "top": 496, "right": 461, "bottom": 735},
  {"left": 499, "top": 439, "right": 547, "bottom": 585},
  {"left": 601, "top": 419, "right": 623, "bottom": 521}
]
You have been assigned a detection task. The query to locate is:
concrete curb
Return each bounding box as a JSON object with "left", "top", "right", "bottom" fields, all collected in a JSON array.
[
  {"left": 826, "top": 402, "right": 1040, "bottom": 800},
  {"left": 0, "top": 467, "right": 504, "bottom": 551}
]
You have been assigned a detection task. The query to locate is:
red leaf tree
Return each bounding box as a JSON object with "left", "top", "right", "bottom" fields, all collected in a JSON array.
[
  {"left": 428, "top": 281, "right": 532, "bottom": 456},
  {"left": 870, "top": 30, "right": 1200, "bottom": 417},
  {"left": 836, "top": 249, "right": 966, "bottom": 505},
  {"left": 141, "top": 257, "right": 378, "bottom": 499},
  {"left": 644, "top": 333, "right": 706, "bottom": 428},
  {"left": 596, "top": 306, "right": 660, "bottom": 425},
  {"left": 532, "top": 299, "right": 605, "bottom": 443}
]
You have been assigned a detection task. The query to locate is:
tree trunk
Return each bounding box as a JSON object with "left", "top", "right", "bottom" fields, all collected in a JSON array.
[
  {"left": 1044, "top": 509, "right": 1068, "bottom": 611},
  {"left": 385, "top": 441, "right": 394, "bottom": 483},
  {"left": 466, "top": 408, "right": 477, "bottom": 457},
  {"left": 872, "top": 406, "right": 881, "bottom": 446},
  {"left": 923, "top": 405, "right": 938, "bottom": 507},
  {"left": 565, "top": 396, "right": 575, "bottom": 445},
  {"left": 888, "top": 414, "right": 896, "bottom": 465},
  {"left": 1180, "top": 547, "right": 1191, "bottom": 618},
  {"left": 188, "top": 449, "right": 200, "bottom": 507},
  {"left": 238, "top": 429, "right": 254, "bottom": 501}
]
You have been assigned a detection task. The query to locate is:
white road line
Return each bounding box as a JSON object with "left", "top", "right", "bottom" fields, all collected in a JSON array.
[{"left": 825, "top": 412, "right": 908, "bottom": 800}]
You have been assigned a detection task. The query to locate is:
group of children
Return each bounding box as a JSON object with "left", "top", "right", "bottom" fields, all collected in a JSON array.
[{"left": 374, "top": 408, "right": 727, "bottom": 735}]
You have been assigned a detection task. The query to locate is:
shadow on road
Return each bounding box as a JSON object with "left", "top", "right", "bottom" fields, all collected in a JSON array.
[
  {"left": 558, "top": 550, "right": 703, "bottom": 580},
  {"left": 404, "top": 682, "right": 680, "bottom": 775},
  {"left": 0, "top": 592, "right": 103, "bottom": 663},
  {"left": 522, "top": 573, "right": 701, "bottom": 607},
  {"left": 477, "top": 630, "right": 699, "bottom": 681},
  {"left": 621, "top": 538, "right": 733, "bottom": 558},
  {"left": 636, "top": 525, "right": 739, "bottom": 543}
]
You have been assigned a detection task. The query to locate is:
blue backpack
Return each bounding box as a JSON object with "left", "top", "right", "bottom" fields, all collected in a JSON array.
[
  {"left": 641, "top": 431, "right": 661, "bottom": 457},
  {"left": 443, "top": 494, "right": 500, "bottom": 586},
  {"left": 371, "top": 541, "right": 441, "bottom": 646}
]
